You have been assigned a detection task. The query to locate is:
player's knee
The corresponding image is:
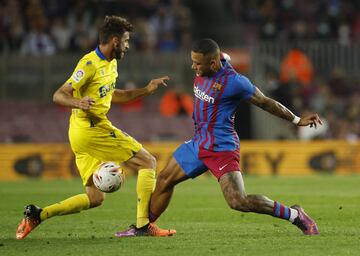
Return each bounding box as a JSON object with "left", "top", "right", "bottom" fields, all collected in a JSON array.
[
  {"left": 88, "top": 193, "right": 105, "bottom": 208},
  {"left": 142, "top": 153, "right": 157, "bottom": 169},
  {"left": 227, "top": 197, "right": 250, "bottom": 212},
  {"left": 148, "top": 154, "right": 157, "bottom": 169}
]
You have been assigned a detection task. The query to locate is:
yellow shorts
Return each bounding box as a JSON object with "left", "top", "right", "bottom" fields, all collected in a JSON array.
[{"left": 69, "top": 126, "right": 142, "bottom": 186}]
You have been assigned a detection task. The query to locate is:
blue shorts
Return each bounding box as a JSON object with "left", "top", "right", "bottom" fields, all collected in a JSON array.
[
  {"left": 173, "top": 141, "right": 207, "bottom": 178},
  {"left": 173, "top": 140, "right": 240, "bottom": 180}
]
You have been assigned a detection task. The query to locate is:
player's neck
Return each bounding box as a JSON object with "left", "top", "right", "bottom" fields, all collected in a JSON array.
[
  {"left": 98, "top": 44, "right": 113, "bottom": 61},
  {"left": 214, "top": 62, "right": 223, "bottom": 72},
  {"left": 209, "top": 62, "right": 223, "bottom": 76}
]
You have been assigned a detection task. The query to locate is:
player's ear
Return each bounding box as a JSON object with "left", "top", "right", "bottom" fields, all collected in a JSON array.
[
  {"left": 210, "top": 59, "right": 217, "bottom": 70},
  {"left": 112, "top": 36, "right": 119, "bottom": 47}
]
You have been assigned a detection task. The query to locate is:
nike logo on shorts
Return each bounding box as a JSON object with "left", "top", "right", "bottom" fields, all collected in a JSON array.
[{"left": 219, "top": 163, "right": 230, "bottom": 171}]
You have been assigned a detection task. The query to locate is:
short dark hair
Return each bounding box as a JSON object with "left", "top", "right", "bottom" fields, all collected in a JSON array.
[
  {"left": 191, "top": 38, "right": 220, "bottom": 57},
  {"left": 99, "top": 16, "right": 133, "bottom": 44}
]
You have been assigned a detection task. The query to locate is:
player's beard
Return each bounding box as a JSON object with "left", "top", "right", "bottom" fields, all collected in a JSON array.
[
  {"left": 195, "top": 69, "right": 205, "bottom": 76},
  {"left": 198, "top": 69, "right": 212, "bottom": 77},
  {"left": 114, "top": 48, "right": 125, "bottom": 60},
  {"left": 197, "top": 65, "right": 214, "bottom": 77}
]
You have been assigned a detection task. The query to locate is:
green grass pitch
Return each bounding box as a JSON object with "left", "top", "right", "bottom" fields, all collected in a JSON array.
[{"left": 1, "top": 175, "right": 359, "bottom": 256}]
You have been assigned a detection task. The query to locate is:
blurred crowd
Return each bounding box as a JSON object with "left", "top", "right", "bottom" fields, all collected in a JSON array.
[
  {"left": 265, "top": 47, "right": 360, "bottom": 141},
  {"left": 226, "top": 0, "right": 360, "bottom": 44},
  {"left": 0, "top": 0, "right": 192, "bottom": 55},
  {"left": 0, "top": 0, "right": 358, "bottom": 141}
]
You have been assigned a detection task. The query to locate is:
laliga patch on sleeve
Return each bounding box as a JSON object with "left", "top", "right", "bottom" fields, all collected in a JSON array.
[{"left": 72, "top": 69, "right": 85, "bottom": 82}]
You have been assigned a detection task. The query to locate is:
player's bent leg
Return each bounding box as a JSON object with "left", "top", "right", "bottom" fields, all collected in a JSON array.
[
  {"left": 86, "top": 183, "right": 105, "bottom": 208},
  {"left": 126, "top": 147, "right": 157, "bottom": 170},
  {"left": 16, "top": 194, "right": 91, "bottom": 240},
  {"left": 16, "top": 186, "right": 98, "bottom": 239},
  {"left": 135, "top": 169, "right": 156, "bottom": 227},
  {"left": 115, "top": 157, "right": 187, "bottom": 237},
  {"left": 150, "top": 157, "right": 190, "bottom": 222},
  {"left": 219, "top": 171, "right": 274, "bottom": 214},
  {"left": 41, "top": 194, "right": 91, "bottom": 220},
  {"left": 123, "top": 148, "right": 157, "bottom": 228},
  {"left": 219, "top": 171, "right": 319, "bottom": 235}
]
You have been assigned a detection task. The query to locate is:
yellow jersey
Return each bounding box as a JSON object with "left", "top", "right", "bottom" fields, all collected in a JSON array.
[{"left": 66, "top": 47, "right": 118, "bottom": 130}]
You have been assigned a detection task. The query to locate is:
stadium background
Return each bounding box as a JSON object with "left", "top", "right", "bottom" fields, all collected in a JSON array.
[
  {"left": 0, "top": 0, "right": 359, "bottom": 178},
  {"left": 0, "top": 1, "right": 360, "bottom": 255}
]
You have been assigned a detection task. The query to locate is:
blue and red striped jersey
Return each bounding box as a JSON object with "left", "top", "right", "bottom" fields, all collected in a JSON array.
[{"left": 192, "top": 58, "right": 256, "bottom": 152}]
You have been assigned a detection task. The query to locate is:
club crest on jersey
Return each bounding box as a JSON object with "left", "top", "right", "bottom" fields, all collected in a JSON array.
[
  {"left": 99, "top": 83, "right": 115, "bottom": 98},
  {"left": 194, "top": 85, "right": 215, "bottom": 104},
  {"left": 72, "top": 69, "right": 85, "bottom": 83},
  {"left": 212, "top": 82, "right": 223, "bottom": 91}
]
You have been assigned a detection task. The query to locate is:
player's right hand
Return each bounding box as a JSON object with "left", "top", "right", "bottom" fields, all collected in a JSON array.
[
  {"left": 146, "top": 76, "right": 170, "bottom": 94},
  {"left": 77, "top": 96, "right": 95, "bottom": 110},
  {"left": 298, "top": 113, "right": 322, "bottom": 128}
]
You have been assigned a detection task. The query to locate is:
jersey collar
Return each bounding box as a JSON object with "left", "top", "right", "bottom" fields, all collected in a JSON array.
[{"left": 95, "top": 46, "right": 106, "bottom": 60}]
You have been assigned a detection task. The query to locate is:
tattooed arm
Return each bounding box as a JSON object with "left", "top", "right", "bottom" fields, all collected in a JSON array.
[{"left": 248, "top": 87, "right": 322, "bottom": 128}]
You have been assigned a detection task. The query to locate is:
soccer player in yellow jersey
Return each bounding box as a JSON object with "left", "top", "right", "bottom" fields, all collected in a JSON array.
[{"left": 16, "top": 16, "right": 176, "bottom": 239}]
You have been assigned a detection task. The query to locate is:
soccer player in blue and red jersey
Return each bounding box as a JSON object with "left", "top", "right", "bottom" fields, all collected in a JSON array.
[{"left": 116, "top": 38, "right": 321, "bottom": 237}]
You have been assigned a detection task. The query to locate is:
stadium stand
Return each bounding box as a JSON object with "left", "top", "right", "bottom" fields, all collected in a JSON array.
[
  {"left": 0, "top": 101, "right": 194, "bottom": 143},
  {"left": 0, "top": 0, "right": 359, "bottom": 142}
]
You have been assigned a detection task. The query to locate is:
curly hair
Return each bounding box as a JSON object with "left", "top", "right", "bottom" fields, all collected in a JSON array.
[{"left": 99, "top": 16, "right": 133, "bottom": 44}]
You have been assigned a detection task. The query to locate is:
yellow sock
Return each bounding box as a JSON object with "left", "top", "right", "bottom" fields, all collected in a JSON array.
[
  {"left": 136, "top": 169, "right": 156, "bottom": 228},
  {"left": 40, "top": 194, "right": 90, "bottom": 221}
]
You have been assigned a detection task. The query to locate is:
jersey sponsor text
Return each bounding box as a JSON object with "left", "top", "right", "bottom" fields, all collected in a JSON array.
[{"left": 193, "top": 85, "right": 214, "bottom": 104}]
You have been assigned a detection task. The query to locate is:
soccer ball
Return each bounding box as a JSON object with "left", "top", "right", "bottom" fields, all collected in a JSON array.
[{"left": 93, "top": 162, "right": 124, "bottom": 193}]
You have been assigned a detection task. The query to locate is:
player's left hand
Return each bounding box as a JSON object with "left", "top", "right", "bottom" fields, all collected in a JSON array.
[
  {"left": 298, "top": 113, "right": 323, "bottom": 128},
  {"left": 146, "top": 76, "right": 169, "bottom": 93}
]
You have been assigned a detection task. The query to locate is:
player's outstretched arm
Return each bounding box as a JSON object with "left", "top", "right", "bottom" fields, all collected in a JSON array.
[
  {"left": 112, "top": 76, "right": 169, "bottom": 103},
  {"left": 248, "top": 87, "right": 322, "bottom": 128},
  {"left": 53, "top": 82, "right": 94, "bottom": 111}
]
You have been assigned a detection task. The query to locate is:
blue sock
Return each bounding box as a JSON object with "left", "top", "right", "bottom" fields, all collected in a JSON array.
[
  {"left": 148, "top": 211, "right": 159, "bottom": 223},
  {"left": 273, "top": 201, "right": 291, "bottom": 220}
]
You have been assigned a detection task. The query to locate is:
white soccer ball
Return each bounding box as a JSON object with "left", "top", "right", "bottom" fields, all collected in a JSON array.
[{"left": 93, "top": 162, "right": 124, "bottom": 193}]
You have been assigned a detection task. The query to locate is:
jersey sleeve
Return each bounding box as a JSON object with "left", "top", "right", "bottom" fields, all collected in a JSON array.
[
  {"left": 232, "top": 74, "right": 256, "bottom": 100},
  {"left": 66, "top": 59, "right": 96, "bottom": 90}
]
